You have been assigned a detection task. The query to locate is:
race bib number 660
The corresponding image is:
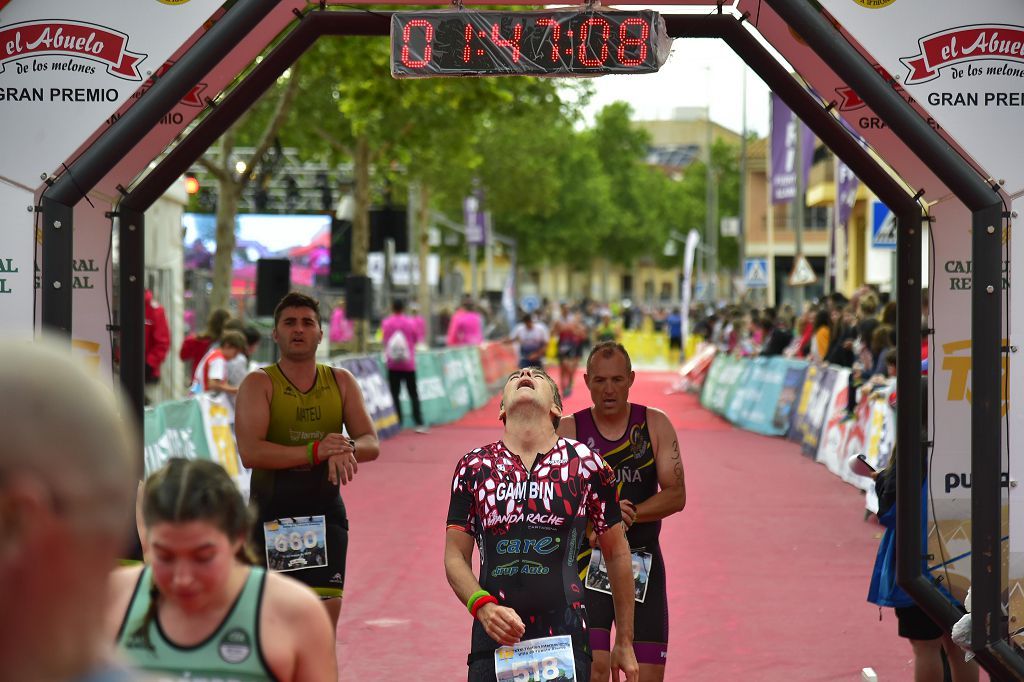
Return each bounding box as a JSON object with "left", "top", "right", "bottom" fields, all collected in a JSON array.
[
  {"left": 494, "top": 635, "right": 575, "bottom": 682},
  {"left": 263, "top": 516, "right": 327, "bottom": 573}
]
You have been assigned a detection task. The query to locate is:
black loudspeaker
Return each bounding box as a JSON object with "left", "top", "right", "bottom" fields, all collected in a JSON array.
[
  {"left": 256, "top": 258, "right": 291, "bottom": 318},
  {"left": 329, "top": 218, "right": 352, "bottom": 289},
  {"left": 370, "top": 207, "right": 408, "bottom": 252},
  {"left": 345, "top": 275, "right": 373, "bottom": 320}
]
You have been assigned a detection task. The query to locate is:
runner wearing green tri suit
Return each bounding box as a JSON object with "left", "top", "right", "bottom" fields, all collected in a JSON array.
[
  {"left": 108, "top": 459, "right": 337, "bottom": 682},
  {"left": 236, "top": 291, "right": 379, "bottom": 631}
]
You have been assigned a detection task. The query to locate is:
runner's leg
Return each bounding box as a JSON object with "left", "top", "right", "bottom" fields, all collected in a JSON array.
[
  {"left": 324, "top": 596, "right": 342, "bottom": 630},
  {"left": 404, "top": 370, "right": 424, "bottom": 426},
  {"left": 388, "top": 368, "right": 403, "bottom": 425}
]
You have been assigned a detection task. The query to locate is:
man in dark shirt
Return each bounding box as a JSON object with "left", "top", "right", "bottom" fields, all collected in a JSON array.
[{"left": 445, "top": 367, "right": 639, "bottom": 682}]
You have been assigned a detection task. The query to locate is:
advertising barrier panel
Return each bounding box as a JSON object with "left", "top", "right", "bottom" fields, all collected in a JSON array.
[
  {"left": 377, "top": 350, "right": 452, "bottom": 429},
  {"left": 329, "top": 354, "right": 401, "bottom": 440},
  {"left": 143, "top": 393, "right": 249, "bottom": 498}
]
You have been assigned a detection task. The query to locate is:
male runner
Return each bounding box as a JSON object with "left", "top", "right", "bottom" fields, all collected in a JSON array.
[
  {"left": 445, "top": 366, "right": 639, "bottom": 682},
  {"left": 236, "top": 291, "right": 379, "bottom": 630},
  {"left": 558, "top": 341, "right": 686, "bottom": 682}
]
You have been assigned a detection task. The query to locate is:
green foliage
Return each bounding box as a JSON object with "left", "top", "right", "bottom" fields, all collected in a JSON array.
[{"left": 214, "top": 32, "right": 747, "bottom": 276}]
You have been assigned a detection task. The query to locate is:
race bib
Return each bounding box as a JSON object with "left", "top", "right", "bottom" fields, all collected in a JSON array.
[
  {"left": 584, "top": 547, "right": 654, "bottom": 603},
  {"left": 263, "top": 516, "right": 327, "bottom": 572},
  {"left": 494, "top": 635, "right": 575, "bottom": 682}
]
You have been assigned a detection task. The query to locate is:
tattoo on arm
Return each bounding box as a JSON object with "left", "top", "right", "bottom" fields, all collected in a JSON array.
[{"left": 672, "top": 439, "right": 683, "bottom": 487}]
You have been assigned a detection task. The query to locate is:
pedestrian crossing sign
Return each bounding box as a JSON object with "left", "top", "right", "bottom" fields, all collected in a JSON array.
[
  {"left": 789, "top": 255, "right": 818, "bottom": 287},
  {"left": 743, "top": 259, "right": 769, "bottom": 289}
]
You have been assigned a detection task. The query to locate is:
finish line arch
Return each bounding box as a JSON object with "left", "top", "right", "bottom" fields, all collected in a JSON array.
[{"left": 24, "top": 1, "right": 1016, "bottom": 676}]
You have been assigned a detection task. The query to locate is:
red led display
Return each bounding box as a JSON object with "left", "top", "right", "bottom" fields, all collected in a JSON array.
[{"left": 391, "top": 9, "right": 667, "bottom": 78}]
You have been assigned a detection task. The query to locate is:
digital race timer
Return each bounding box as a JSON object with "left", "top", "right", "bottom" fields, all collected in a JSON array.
[{"left": 390, "top": 9, "right": 671, "bottom": 78}]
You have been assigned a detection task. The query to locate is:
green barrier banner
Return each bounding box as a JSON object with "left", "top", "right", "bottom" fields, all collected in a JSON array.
[
  {"left": 461, "top": 347, "right": 490, "bottom": 409},
  {"left": 378, "top": 351, "right": 453, "bottom": 427},
  {"left": 143, "top": 394, "right": 250, "bottom": 496},
  {"left": 438, "top": 348, "right": 474, "bottom": 418},
  {"left": 701, "top": 355, "right": 744, "bottom": 415}
]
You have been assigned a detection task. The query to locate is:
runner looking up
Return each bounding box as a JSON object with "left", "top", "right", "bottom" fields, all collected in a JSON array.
[
  {"left": 235, "top": 291, "right": 380, "bottom": 631},
  {"left": 109, "top": 459, "right": 337, "bottom": 682},
  {"left": 445, "top": 366, "right": 639, "bottom": 682},
  {"left": 558, "top": 341, "right": 686, "bottom": 682}
]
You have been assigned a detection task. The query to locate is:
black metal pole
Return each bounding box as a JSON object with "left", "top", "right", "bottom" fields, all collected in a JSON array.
[
  {"left": 119, "top": 208, "right": 145, "bottom": 431},
  {"left": 971, "top": 202, "right": 1006, "bottom": 650},
  {"left": 39, "top": 0, "right": 280, "bottom": 336},
  {"left": 38, "top": 198, "right": 74, "bottom": 337}
]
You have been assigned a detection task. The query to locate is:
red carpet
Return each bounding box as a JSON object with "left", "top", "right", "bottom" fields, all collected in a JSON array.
[{"left": 336, "top": 369, "right": 931, "bottom": 680}]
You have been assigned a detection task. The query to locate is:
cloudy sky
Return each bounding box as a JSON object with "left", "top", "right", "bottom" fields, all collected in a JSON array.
[{"left": 581, "top": 36, "right": 773, "bottom": 137}]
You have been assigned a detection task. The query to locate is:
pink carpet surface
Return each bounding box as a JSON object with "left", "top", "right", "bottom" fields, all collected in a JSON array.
[{"left": 335, "top": 369, "right": 937, "bottom": 680}]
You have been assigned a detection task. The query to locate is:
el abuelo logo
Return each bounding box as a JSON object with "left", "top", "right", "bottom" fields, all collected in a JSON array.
[
  {"left": 901, "top": 24, "right": 1024, "bottom": 85},
  {"left": 852, "top": 0, "right": 897, "bottom": 7},
  {"left": 0, "top": 20, "right": 146, "bottom": 80}
]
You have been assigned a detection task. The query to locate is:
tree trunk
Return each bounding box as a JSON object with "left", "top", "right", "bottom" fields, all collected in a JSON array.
[
  {"left": 351, "top": 135, "right": 371, "bottom": 351},
  {"left": 417, "top": 183, "right": 432, "bottom": 346},
  {"left": 210, "top": 176, "right": 241, "bottom": 313}
]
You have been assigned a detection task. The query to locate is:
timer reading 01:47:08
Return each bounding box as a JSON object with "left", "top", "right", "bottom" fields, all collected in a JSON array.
[{"left": 390, "top": 10, "right": 670, "bottom": 79}]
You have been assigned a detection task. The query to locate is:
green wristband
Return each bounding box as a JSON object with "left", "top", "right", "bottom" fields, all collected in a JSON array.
[
  {"left": 306, "top": 441, "right": 315, "bottom": 466},
  {"left": 466, "top": 589, "right": 490, "bottom": 614}
]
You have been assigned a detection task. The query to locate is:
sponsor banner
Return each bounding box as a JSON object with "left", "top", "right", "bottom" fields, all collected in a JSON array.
[
  {"left": 0, "top": 0, "right": 222, "bottom": 189},
  {"left": 769, "top": 93, "right": 815, "bottom": 205},
  {"left": 0, "top": 181, "right": 34, "bottom": 338},
  {"left": 700, "top": 354, "right": 745, "bottom": 415},
  {"left": 836, "top": 158, "right": 860, "bottom": 229},
  {"left": 799, "top": 366, "right": 839, "bottom": 458},
  {"left": 437, "top": 348, "right": 474, "bottom": 419},
  {"left": 818, "top": 0, "right": 1024, "bottom": 193},
  {"left": 460, "top": 346, "right": 490, "bottom": 410},
  {"left": 142, "top": 392, "right": 250, "bottom": 497},
  {"left": 815, "top": 368, "right": 853, "bottom": 474},
  {"left": 330, "top": 354, "right": 401, "bottom": 440},
  {"left": 773, "top": 362, "right": 808, "bottom": 437},
  {"left": 787, "top": 363, "right": 821, "bottom": 443},
  {"left": 734, "top": 357, "right": 808, "bottom": 436},
  {"left": 378, "top": 350, "right": 453, "bottom": 428},
  {"left": 722, "top": 359, "right": 758, "bottom": 423},
  {"left": 927, "top": 198, "right": 1010, "bottom": 603},
  {"left": 836, "top": 380, "right": 896, "bottom": 503},
  {"left": 738, "top": 0, "right": 952, "bottom": 200}
]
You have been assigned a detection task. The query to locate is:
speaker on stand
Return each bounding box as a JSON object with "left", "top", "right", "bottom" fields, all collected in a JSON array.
[
  {"left": 345, "top": 275, "right": 373, "bottom": 320},
  {"left": 255, "top": 258, "right": 291, "bottom": 318}
]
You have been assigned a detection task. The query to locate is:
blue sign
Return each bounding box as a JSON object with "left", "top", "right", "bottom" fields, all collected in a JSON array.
[
  {"left": 520, "top": 295, "right": 540, "bottom": 313},
  {"left": 743, "top": 259, "right": 769, "bottom": 289},
  {"left": 871, "top": 201, "right": 897, "bottom": 251}
]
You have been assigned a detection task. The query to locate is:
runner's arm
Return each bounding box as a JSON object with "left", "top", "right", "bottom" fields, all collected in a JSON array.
[
  {"left": 235, "top": 371, "right": 316, "bottom": 470},
  {"left": 264, "top": 573, "right": 337, "bottom": 682},
  {"left": 333, "top": 367, "right": 379, "bottom": 463},
  {"left": 445, "top": 529, "right": 525, "bottom": 646},
  {"left": 633, "top": 408, "right": 686, "bottom": 524},
  {"left": 596, "top": 524, "right": 639, "bottom": 682}
]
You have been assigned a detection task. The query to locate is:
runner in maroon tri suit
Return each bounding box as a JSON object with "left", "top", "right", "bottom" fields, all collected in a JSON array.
[{"left": 559, "top": 342, "right": 686, "bottom": 682}]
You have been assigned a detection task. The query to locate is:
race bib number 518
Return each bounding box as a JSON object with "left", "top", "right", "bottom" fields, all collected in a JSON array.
[{"left": 494, "top": 635, "right": 575, "bottom": 682}]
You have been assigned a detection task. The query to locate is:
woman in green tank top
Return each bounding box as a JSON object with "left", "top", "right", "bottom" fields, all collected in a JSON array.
[{"left": 107, "top": 459, "right": 338, "bottom": 682}]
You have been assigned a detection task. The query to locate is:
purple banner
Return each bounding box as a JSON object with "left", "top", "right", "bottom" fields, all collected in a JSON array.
[
  {"left": 836, "top": 158, "right": 860, "bottom": 228},
  {"left": 462, "top": 195, "right": 488, "bottom": 246},
  {"left": 770, "top": 93, "right": 815, "bottom": 205},
  {"left": 334, "top": 355, "right": 401, "bottom": 440}
]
